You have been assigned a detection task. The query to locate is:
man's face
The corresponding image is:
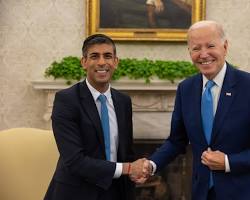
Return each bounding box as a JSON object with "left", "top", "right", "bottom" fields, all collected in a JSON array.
[
  {"left": 188, "top": 26, "right": 228, "bottom": 80},
  {"left": 81, "top": 43, "right": 118, "bottom": 92}
]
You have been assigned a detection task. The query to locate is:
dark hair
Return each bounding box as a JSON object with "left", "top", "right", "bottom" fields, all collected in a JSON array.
[{"left": 82, "top": 34, "right": 116, "bottom": 57}]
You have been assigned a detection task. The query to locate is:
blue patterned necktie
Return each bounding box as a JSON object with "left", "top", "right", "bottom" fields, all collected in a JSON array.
[
  {"left": 98, "top": 94, "right": 111, "bottom": 161},
  {"left": 201, "top": 80, "right": 215, "bottom": 144},
  {"left": 201, "top": 80, "right": 215, "bottom": 188}
]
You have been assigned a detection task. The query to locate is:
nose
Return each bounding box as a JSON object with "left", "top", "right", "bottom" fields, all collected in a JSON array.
[
  {"left": 97, "top": 56, "right": 106, "bottom": 66},
  {"left": 199, "top": 48, "right": 209, "bottom": 59}
]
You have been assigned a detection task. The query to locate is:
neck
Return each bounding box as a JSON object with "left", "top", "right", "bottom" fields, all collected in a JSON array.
[{"left": 96, "top": 85, "right": 109, "bottom": 93}]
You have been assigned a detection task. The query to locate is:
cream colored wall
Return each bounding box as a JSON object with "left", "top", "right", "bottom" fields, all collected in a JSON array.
[{"left": 1, "top": 0, "right": 250, "bottom": 130}]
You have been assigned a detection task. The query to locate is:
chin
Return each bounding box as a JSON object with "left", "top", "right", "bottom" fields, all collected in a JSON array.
[
  {"left": 203, "top": 72, "right": 216, "bottom": 79},
  {"left": 96, "top": 78, "right": 110, "bottom": 83}
]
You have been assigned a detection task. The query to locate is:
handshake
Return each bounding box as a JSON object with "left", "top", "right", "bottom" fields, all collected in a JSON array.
[{"left": 122, "top": 158, "right": 153, "bottom": 184}]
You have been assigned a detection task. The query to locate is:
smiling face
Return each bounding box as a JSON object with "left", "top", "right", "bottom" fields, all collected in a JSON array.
[
  {"left": 81, "top": 43, "right": 118, "bottom": 92},
  {"left": 188, "top": 22, "right": 228, "bottom": 80}
]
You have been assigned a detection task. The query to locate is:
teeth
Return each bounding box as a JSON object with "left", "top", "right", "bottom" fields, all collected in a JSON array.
[
  {"left": 96, "top": 69, "right": 108, "bottom": 73},
  {"left": 201, "top": 61, "right": 212, "bottom": 65}
]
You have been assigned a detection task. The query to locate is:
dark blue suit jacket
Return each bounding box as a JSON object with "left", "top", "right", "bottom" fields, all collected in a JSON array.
[
  {"left": 150, "top": 64, "right": 250, "bottom": 200},
  {"left": 44, "top": 80, "right": 135, "bottom": 200}
]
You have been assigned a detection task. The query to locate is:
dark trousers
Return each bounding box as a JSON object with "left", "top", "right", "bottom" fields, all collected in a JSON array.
[{"left": 207, "top": 187, "right": 216, "bottom": 200}]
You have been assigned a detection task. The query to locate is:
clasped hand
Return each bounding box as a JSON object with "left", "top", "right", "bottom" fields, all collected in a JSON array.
[
  {"left": 201, "top": 148, "right": 225, "bottom": 170},
  {"left": 128, "top": 158, "right": 152, "bottom": 184}
]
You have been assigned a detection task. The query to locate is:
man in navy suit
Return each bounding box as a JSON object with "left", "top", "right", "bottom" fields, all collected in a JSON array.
[
  {"left": 136, "top": 20, "right": 250, "bottom": 200},
  {"left": 44, "top": 34, "right": 148, "bottom": 200}
]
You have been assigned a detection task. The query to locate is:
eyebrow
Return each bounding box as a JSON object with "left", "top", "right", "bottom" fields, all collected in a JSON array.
[{"left": 88, "top": 52, "right": 114, "bottom": 56}]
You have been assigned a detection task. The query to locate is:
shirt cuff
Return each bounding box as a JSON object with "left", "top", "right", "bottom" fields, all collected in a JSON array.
[
  {"left": 146, "top": 0, "right": 154, "bottom": 5},
  {"left": 225, "top": 154, "right": 231, "bottom": 173},
  {"left": 149, "top": 160, "right": 157, "bottom": 175},
  {"left": 113, "top": 163, "right": 123, "bottom": 178}
]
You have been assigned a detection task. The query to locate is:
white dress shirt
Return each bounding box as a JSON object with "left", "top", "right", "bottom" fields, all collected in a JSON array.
[{"left": 86, "top": 79, "right": 122, "bottom": 178}]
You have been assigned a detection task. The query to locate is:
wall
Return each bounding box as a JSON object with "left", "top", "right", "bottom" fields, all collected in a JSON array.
[{"left": 1, "top": 0, "right": 250, "bottom": 130}]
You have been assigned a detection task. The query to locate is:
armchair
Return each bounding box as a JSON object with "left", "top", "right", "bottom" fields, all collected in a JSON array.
[{"left": 0, "top": 128, "right": 59, "bottom": 200}]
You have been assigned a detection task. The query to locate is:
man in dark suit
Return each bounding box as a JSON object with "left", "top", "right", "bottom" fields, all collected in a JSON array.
[
  {"left": 136, "top": 20, "right": 250, "bottom": 200},
  {"left": 44, "top": 34, "right": 148, "bottom": 200}
]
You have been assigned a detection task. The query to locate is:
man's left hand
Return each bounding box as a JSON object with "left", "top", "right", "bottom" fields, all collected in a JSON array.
[{"left": 201, "top": 148, "right": 225, "bottom": 170}]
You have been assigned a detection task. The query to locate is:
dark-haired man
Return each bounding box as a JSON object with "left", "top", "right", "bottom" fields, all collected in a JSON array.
[{"left": 44, "top": 34, "right": 148, "bottom": 200}]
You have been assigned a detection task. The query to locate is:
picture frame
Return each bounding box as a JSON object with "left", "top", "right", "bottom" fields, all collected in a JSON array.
[{"left": 86, "top": 0, "right": 206, "bottom": 41}]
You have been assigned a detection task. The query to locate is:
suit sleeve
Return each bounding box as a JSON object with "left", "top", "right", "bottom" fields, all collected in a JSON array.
[
  {"left": 228, "top": 150, "right": 250, "bottom": 174},
  {"left": 150, "top": 85, "right": 189, "bottom": 171},
  {"left": 225, "top": 73, "right": 250, "bottom": 175},
  {"left": 52, "top": 91, "right": 116, "bottom": 190}
]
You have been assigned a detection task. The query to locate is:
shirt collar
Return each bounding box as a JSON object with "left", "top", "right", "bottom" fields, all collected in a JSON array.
[
  {"left": 202, "top": 62, "right": 227, "bottom": 88},
  {"left": 85, "top": 79, "right": 112, "bottom": 102}
]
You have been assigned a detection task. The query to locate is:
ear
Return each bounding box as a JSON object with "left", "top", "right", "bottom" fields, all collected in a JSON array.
[
  {"left": 187, "top": 47, "right": 192, "bottom": 57},
  {"left": 114, "top": 57, "right": 119, "bottom": 69},
  {"left": 223, "top": 39, "right": 228, "bottom": 55},
  {"left": 81, "top": 57, "right": 87, "bottom": 70}
]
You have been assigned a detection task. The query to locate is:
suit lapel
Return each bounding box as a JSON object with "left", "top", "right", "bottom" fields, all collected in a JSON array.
[
  {"left": 192, "top": 74, "right": 208, "bottom": 145},
  {"left": 111, "top": 90, "right": 122, "bottom": 135},
  {"left": 111, "top": 89, "right": 125, "bottom": 160},
  {"left": 79, "top": 81, "right": 106, "bottom": 153},
  {"left": 211, "top": 65, "right": 237, "bottom": 143}
]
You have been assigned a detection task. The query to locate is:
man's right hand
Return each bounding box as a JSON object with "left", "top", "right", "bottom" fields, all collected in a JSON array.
[{"left": 123, "top": 158, "right": 152, "bottom": 184}]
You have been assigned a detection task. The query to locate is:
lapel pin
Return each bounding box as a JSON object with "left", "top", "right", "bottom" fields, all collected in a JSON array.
[{"left": 226, "top": 92, "right": 232, "bottom": 96}]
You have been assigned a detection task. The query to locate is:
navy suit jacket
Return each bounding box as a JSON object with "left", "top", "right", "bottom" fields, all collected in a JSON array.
[
  {"left": 44, "top": 80, "right": 135, "bottom": 200},
  {"left": 150, "top": 64, "right": 250, "bottom": 200}
]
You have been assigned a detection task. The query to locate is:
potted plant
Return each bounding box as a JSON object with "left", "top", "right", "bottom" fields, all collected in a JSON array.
[{"left": 44, "top": 56, "right": 198, "bottom": 84}]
